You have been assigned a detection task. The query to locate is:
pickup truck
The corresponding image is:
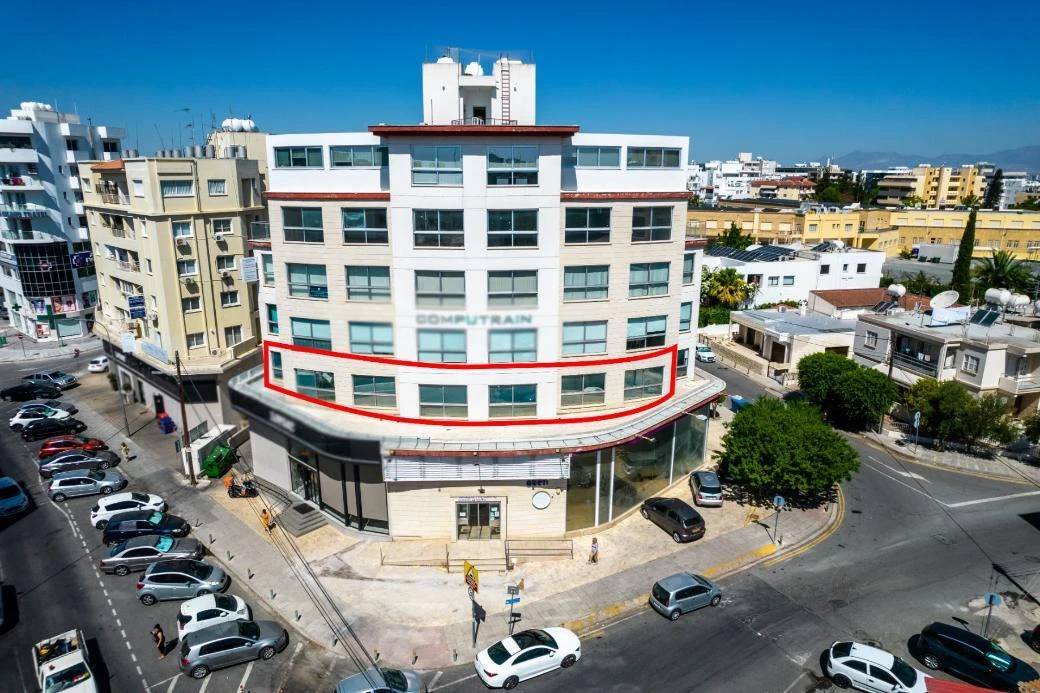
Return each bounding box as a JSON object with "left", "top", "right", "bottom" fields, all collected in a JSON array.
[{"left": 32, "top": 629, "right": 97, "bottom": 693}]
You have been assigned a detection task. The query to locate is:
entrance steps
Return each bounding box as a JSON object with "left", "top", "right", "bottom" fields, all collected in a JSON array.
[{"left": 277, "top": 502, "right": 328, "bottom": 537}]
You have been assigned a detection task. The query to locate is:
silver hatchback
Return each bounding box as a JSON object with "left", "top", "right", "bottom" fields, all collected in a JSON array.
[
  {"left": 100, "top": 536, "right": 204, "bottom": 576},
  {"left": 136, "top": 559, "right": 228, "bottom": 605},
  {"left": 47, "top": 469, "right": 127, "bottom": 502},
  {"left": 179, "top": 620, "right": 288, "bottom": 679},
  {"left": 649, "top": 572, "right": 722, "bottom": 621}
]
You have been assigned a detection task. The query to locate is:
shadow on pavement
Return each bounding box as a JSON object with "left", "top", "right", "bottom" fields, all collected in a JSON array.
[
  {"left": 0, "top": 583, "right": 19, "bottom": 634},
  {"left": 86, "top": 637, "right": 113, "bottom": 693}
]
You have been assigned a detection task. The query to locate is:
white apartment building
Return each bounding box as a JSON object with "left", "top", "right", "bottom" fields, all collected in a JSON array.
[
  {"left": 0, "top": 102, "right": 124, "bottom": 340},
  {"left": 688, "top": 152, "right": 779, "bottom": 205},
  {"left": 231, "top": 52, "right": 722, "bottom": 538}
]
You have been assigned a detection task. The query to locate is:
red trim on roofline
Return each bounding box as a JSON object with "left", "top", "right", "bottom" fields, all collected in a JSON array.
[
  {"left": 264, "top": 192, "right": 391, "bottom": 201},
  {"left": 561, "top": 192, "right": 690, "bottom": 201}
]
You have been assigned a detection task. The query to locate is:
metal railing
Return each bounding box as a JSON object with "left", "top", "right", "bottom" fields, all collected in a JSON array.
[
  {"left": 0, "top": 176, "right": 40, "bottom": 187},
  {"left": 450, "top": 117, "right": 519, "bottom": 126},
  {"left": 116, "top": 259, "right": 140, "bottom": 272},
  {"left": 890, "top": 352, "right": 938, "bottom": 377},
  {"left": 0, "top": 228, "right": 52, "bottom": 241},
  {"left": 0, "top": 203, "right": 48, "bottom": 217},
  {"left": 99, "top": 191, "right": 129, "bottom": 205},
  {"left": 248, "top": 221, "right": 270, "bottom": 241}
]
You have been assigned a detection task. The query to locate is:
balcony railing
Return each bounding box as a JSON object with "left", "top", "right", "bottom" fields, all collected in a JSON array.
[
  {"left": 0, "top": 176, "right": 41, "bottom": 188},
  {"left": 98, "top": 191, "right": 129, "bottom": 205},
  {"left": 0, "top": 203, "right": 48, "bottom": 218},
  {"left": 115, "top": 259, "right": 141, "bottom": 272},
  {"left": 450, "top": 117, "right": 519, "bottom": 126},
  {"left": 998, "top": 374, "right": 1040, "bottom": 393},
  {"left": 891, "top": 351, "right": 939, "bottom": 377},
  {"left": 107, "top": 223, "right": 135, "bottom": 240},
  {"left": 248, "top": 221, "right": 270, "bottom": 241},
  {"left": 0, "top": 228, "right": 52, "bottom": 242}
]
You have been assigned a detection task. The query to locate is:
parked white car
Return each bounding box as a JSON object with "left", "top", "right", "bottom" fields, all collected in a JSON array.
[
  {"left": 824, "top": 641, "right": 928, "bottom": 693},
  {"left": 475, "top": 628, "right": 581, "bottom": 689},
  {"left": 89, "top": 492, "right": 166, "bottom": 530},
  {"left": 176, "top": 593, "right": 251, "bottom": 638},
  {"left": 9, "top": 407, "right": 70, "bottom": 430},
  {"left": 694, "top": 344, "right": 717, "bottom": 363},
  {"left": 87, "top": 356, "right": 109, "bottom": 373}
]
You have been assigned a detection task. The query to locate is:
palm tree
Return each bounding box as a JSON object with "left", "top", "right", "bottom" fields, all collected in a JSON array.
[
  {"left": 709, "top": 268, "right": 755, "bottom": 307},
  {"left": 971, "top": 250, "right": 1033, "bottom": 293},
  {"left": 960, "top": 194, "right": 981, "bottom": 208}
]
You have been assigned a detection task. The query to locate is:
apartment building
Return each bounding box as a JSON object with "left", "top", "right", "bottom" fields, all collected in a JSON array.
[
  {"left": 81, "top": 150, "right": 265, "bottom": 436},
  {"left": 749, "top": 177, "right": 815, "bottom": 201},
  {"left": 230, "top": 51, "right": 721, "bottom": 539},
  {"left": 877, "top": 165, "right": 986, "bottom": 208},
  {"left": 0, "top": 102, "right": 124, "bottom": 340}
]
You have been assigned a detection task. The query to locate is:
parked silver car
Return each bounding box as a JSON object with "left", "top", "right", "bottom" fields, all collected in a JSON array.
[
  {"left": 20, "top": 399, "right": 78, "bottom": 415},
  {"left": 47, "top": 469, "right": 127, "bottom": 502},
  {"left": 23, "top": 370, "right": 77, "bottom": 390},
  {"left": 100, "top": 536, "right": 204, "bottom": 576},
  {"left": 649, "top": 572, "right": 722, "bottom": 621},
  {"left": 336, "top": 668, "right": 428, "bottom": 693},
  {"left": 179, "top": 620, "right": 288, "bottom": 679},
  {"left": 38, "top": 450, "right": 120, "bottom": 479},
  {"left": 136, "top": 559, "right": 228, "bottom": 605}
]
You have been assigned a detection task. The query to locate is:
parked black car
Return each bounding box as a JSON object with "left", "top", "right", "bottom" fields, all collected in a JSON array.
[
  {"left": 915, "top": 621, "right": 1039, "bottom": 691},
  {"left": 1, "top": 382, "right": 61, "bottom": 402},
  {"left": 38, "top": 450, "right": 120, "bottom": 479},
  {"left": 640, "top": 497, "right": 706, "bottom": 543},
  {"left": 102, "top": 510, "right": 191, "bottom": 546},
  {"left": 21, "top": 417, "right": 87, "bottom": 441}
]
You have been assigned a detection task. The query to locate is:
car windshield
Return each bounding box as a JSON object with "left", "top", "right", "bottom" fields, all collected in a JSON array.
[
  {"left": 0, "top": 484, "right": 21, "bottom": 500},
  {"left": 486, "top": 641, "right": 511, "bottom": 665},
  {"left": 237, "top": 621, "right": 260, "bottom": 640},
  {"left": 698, "top": 473, "right": 722, "bottom": 494},
  {"left": 380, "top": 669, "right": 408, "bottom": 691},
  {"left": 513, "top": 629, "right": 558, "bottom": 649},
  {"left": 890, "top": 656, "right": 918, "bottom": 687},
  {"left": 109, "top": 542, "right": 128, "bottom": 556},
  {"left": 831, "top": 642, "right": 852, "bottom": 658},
  {"left": 154, "top": 536, "right": 175, "bottom": 552},
  {"left": 985, "top": 643, "right": 1014, "bottom": 672},
  {"left": 43, "top": 662, "right": 92, "bottom": 692},
  {"left": 177, "top": 612, "right": 192, "bottom": 626},
  {"left": 147, "top": 511, "right": 163, "bottom": 524},
  {"left": 130, "top": 492, "right": 149, "bottom": 502},
  {"left": 47, "top": 371, "right": 67, "bottom": 379},
  {"left": 214, "top": 594, "right": 237, "bottom": 611},
  {"left": 186, "top": 562, "right": 213, "bottom": 579},
  {"left": 87, "top": 470, "right": 104, "bottom": 481},
  {"left": 697, "top": 346, "right": 711, "bottom": 352}
]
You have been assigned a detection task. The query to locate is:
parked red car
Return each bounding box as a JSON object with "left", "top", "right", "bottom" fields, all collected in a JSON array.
[{"left": 38, "top": 435, "right": 108, "bottom": 459}]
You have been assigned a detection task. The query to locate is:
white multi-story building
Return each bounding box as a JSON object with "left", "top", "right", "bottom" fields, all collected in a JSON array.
[
  {"left": 231, "top": 52, "right": 722, "bottom": 538},
  {"left": 688, "top": 153, "right": 778, "bottom": 205},
  {"left": 0, "top": 102, "right": 124, "bottom": 340}
]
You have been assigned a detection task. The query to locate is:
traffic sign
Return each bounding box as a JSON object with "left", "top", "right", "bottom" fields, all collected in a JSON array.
[
  {"left": 983, "top": 592, "right": 1002, "bottom": 607},
  {"left": 913, "top": 411, "right": 921, "bottom": 429},
  {"left": 773, "top": 495, "right": 785, "bottom": 508},
  {"left": 505, "top": 597, "right": 520, "bottom": 605},
  {"left": 463, "top": 560, "right": 479, "bottom": 595}
]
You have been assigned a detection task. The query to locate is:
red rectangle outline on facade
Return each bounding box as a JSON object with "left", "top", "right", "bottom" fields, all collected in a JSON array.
[{"left": 262, "top": 340, "right": 677, "bottom": 427}]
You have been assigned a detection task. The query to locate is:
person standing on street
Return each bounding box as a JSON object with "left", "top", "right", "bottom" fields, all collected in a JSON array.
[
  {"left": 120, "top": 441, "right": 130, "bottom": 465},
  {"left": 151, "top": 624, "right": 166, "bottom": 659},
  {"left": 588, "top": 537, "right": 599, "bottom": 564},
  {"left": 260, "top": 508, "right": 273, "bottom": 533}
]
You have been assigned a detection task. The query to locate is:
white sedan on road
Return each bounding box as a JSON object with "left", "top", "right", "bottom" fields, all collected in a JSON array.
[
  {"left": 475, "top": 627, "right": 581, "bottom": 689},
  {"left": 9, "top": 407, "right": 70, "bottom": 430},
  {"left": 176, "top": 593, "right": 251, "bottom": 638},
  {"left": 89, "top": 491, "right": 166, "bottom": 529},
  {"left": 87, "top": 356, "right": 109, "bottom": 373},
  {"left": 695, "top": 344, "right": 717, "bottom": 363}
]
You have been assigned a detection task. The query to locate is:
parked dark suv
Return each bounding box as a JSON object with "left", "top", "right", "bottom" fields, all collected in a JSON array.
[
  {"left": 102, "top": 510, "right": 191, "bottom": 546},
  {"left": 640, "top": 497, "right": 706, "bottom": 543},
  {"left": 915, "top": 621, "right": 1038, "bottom": 691}
]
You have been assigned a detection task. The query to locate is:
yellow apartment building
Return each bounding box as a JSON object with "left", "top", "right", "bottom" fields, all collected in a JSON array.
[{"left": 877, "top": 165, "right": 986, "bottom": 208}]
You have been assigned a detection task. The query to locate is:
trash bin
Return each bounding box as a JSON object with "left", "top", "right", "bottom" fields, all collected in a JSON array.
[
  {"left": 730, "top": 395, "right": 745, "bottom": 412},
  {"left": 201, "top": 444, "right": 236, "bottom": 478}
]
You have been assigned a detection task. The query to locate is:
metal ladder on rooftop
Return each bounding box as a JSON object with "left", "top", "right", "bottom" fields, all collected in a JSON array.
[{"left": 499, "top": 55, "right": 511, "bottom": 124}]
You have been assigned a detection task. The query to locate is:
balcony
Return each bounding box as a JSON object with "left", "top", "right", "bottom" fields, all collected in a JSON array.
[
  {"left": 73, "top": 201, "right": 84, "bottom": 215},
  {"left": 998, "top": 374, "right": 1040, "bottom": 394},
  {"left": 98, "top": 191, "right": 129, "bottom": 205},
  {"left": 108, "top": 223, "right": 135, "bottom": 240},
  {"left": 0, "top": 175, "right": 43, "bottom": 191},
  {"left": 0, "top": 145, "right": 38, "bottom": 164},
  {"left": 450, "top": 117, "right": 519, "bottom": 126},
  {"left": 65, "top": 150, "right": 89, "bottom": 164},
  {"left": 0, "top": 228, "right": 55, "bottom": 242},
  {"left": 114, "top": 259, "right": 141, "bottom": 273},
  {"left": 890, "top": 351, "right": 939, "bottom": 377},
  {"left": 248, "top": 221, "right": 271, "bottom": 249},
  {"left": 0, "top": 203, "right": 48, "bottom": 218}
]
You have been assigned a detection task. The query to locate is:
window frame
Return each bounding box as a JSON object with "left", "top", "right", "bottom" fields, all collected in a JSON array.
[
  {"left": 628, "top": 262, "right": 670, "bottom": 297},
  {"left": 564, "top": 207, "right": 611, "bottom": 244},
  {"left": 624, "top": 366, "right": 665, "bottom": 400},
  {"left": 182, "top": 296, "right": 201, "bottom": 313},
  {"left": 413, "top": 209, "right": 464, "bottom": 248},
  {"left": 560, "top": 373, "right": 606, "bottom": 407},
  {"left": 682, "top": 254, "right": 695, "bottom": 285},
  {"left": 330, "top": 145, "right": 387, "bottom": 168},
  {"left": 290, "top": 317, "right": 332, "bottom": 350},
  {"left": 571, "top": 146, "right": 621, "bottom": 169},
  {"left": 342, "top": 208, "right": 389, "bottom": 245},
  {"left": 266, "top": 304, "right": 279, "bottom": 334},
  {"left": 631, "top": 206, "right": 673, "bottom": 242},
  {"left": 563, "top": 265, "right": 609, "bottom": 302},
  {"left": 219, "top": 290, "right": 240, "bottom": 307},
  {"left": 345, "top": 266, "right": 391, "bottom": 302},
  {"left": 962, "top": 354, "right": 980, "bottom": 375},
  {"left": 411, "top": 145, "right": 462, "bottom": 186},
  {"left": 285, "top": 263, "right": 328, "bottom": 299},
  {"left": 486, "top": 145, "right": 539, "bottom": 186},
  {"left": 207, "top": 179, "right": 227, "bottom": 196},
  {"left": 416, "top": 329, "right": 467, "bottom": 363},
  {"left": 418, "top": 384, "right": 468, "bottom": 418},
  {"left": 186, "top": 332, "right": 205, "bottom": 348},
  {"left": 159, "top": 179, "right": 193, "bottom": 197},
  {"left": 223, "top": 324, "right": 243, "bottom": 345},
  {"left": 626, "top": 147, "right": 681, "bottom": 168},
  {"left": 295, "top": 368, "right": 335, "bottom": 400},
  {"left": 627, "top": 316, "right": 667, "bottom": 350},
  {"left": 488, "top": 270, "right": 538, "bottom": 308},
  {"left": 487, "top": 209, "right": 538, "bottom": 248},
  {"left": 415, "top": 270, "right": 466, "bottom": 308},
  {"left": 562, "top": 321, "right": 608, "bottom": 355},
  {"left": 679, "top": 302, "right": 693, "bottom": 332},
  {"left": 351, "top": 375, "right": 397, "bottom": 408},
  {"left": 274, "top": 146, "right": 324, "bottom": 169},
  {"left": 172, "top": 220, "right": 193, "bottom": 238},
  {"left": 488, "top": 384, "right": 537, "bottom": 418},
  {"left": 176, "top": 259, "right": 198, "bottom": 277},
  {"left": 488, "top": 329, "right": 538, "bottom": 363},
  {"left": 348, "top": 322, "right": 394, "bottom": 355},
  {"left": 282, "top": 207, "right": 324, "bottom": 244}
]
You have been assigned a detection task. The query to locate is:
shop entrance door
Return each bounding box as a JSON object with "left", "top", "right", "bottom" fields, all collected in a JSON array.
[
  {"left": 456, "top": 501, "right": 501, "bottom": 540},
  {"left": 290, "top": 458, "right": 319, "bottom": 503}
]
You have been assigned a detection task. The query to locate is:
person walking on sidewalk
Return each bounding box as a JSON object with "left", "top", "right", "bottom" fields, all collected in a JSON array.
[
  {"left": 119, "top": 441, "right": 130, "bottom": 465},
  {"left": 260, "top": 508, "right": 273, "bottom": 533},
  {"left": 588, "top": 537, "right": 599, "bottom": 564},
  {"left": 151, "top": 624, "right": 166, "bottom": 660}
]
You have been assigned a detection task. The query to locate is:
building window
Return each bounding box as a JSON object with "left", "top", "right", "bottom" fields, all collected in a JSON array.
[
  {"left": 488, "top": 270, "right": 538, "bottom": 307},
  {"left": 274, "top": 146, "right": 323, "bottom": 169},
  {"left": 213, "top": 219, "right": 232, "bottom": 235},
  {"left": 282, "top": 207, "right": 324, "bottom": 243},
  {"left": 487, "top": 145, "right": 539, "bottom": 185},
  {"left": 177, "top": 260, "right": 197, "bottom": 276},
  {"left": 627, "top": 316, "right": 667, "bottom": 350},
  {"left": 295, "top": 369, "right": 335, "bottom": 400},
  {"left": 286, "top": 263, "right": 328, "bottom": 299},
  {"left": 331, "top": 145, "right": 387, "bottom": 167},
  {"left": 207, "top": 179, "right": 227, "bottom": 196},
  {"left": 160, "top": 180, "right": 193, "bottom": 197},
  {"left": 820, "top": 264, "right": 830, "bottom": 275},
  {"left": 261, "top": 253, "right": 274, "bottom": 285},
  {"left": 680, "top": 302, "right": 692, "bottom": 332},
  {"left": 683, "top": 254, "right": 695, "bottom": 285},
  {"left": 627, "top": 147, "right": 681, "bottom": 168},
  {"left": 561, "top": 373, "right": 606, "bottom": 407},
  {"left": 186, "top": 332, "right": 205, "bottom": 348},
  {"left": 489, "top": 384, "right": 537, "bottom": 418},
  {"left": 767, "top": 276, "right": 779, "bottom": 287},
  {"left": 348, "top": 322, "right": 394, "bottom": 355},
  {"left": 413, "top": 209, "right": 464, "bottom": 247},
  {"left": 290, "top": 317, "right": 332, "bottom": 350},
  {"left": 411, "top": 145, "right": 462, "bottom": 185},
  {"left": 864, "top": 331, "right": 877, "bottom": 349},
  {"left": 809, "top": 223, "right": 818, "bottom": 233},
  {"left": 572, "top": 146, "right": 621, "bottom": 168},
  {"left": 962, "top": 354, "right": 980, "bottom": 375},
  {"left": 489, "top": 329, "right": 537, "bottom": 363},
  {"left": 132, "top": 179, "right": 144, "bottom": 197},
  {"left": 352, "top": 375, "right": 396, "bottom": 408},
  {"left": 632, "top": 207, "right": 672, "bottom": 242},
  {"left": 270, "top": 351, "right": 283, "bottom": 379},
  {"left": 856, "top": 263, "right": 866, "bottom": 273},
  {"left": 629, "top": 262, "right": 670, "bottom": 297},
  {"left": 562, "top": 321, "right": 607, "bottom": 354},
  {"left": 415, "top": 270, "right": 465, "bottom": 307},
  {"left": 419, "top": 385, "right": 468, "bottom": 418},
  {"left": 346, "top": 266, "right": 391, "bottom": 302},
  {"left": 676, "top": 348, "right": 689, "bottom": 378},
  {"left": 487, "top": 210, "right": 538, "bottom": 247},
  {"left": 624, "top": 366, "right": 665, "bottom": 400},
  {"left": 172, "top": 221, "right": 192, "bottom": 238},
  {"left": 266, "top": 304, "right": 279, "bottom": 334},
  {"left": 182, "top": 297, "right": 201, "bottom": 313},
  {"left": 216, "top": 255, "right": 236, "bottom": 271},
  {"left": 224, "top": 325, "right": 243, "bottom": 345},
  {"left": 783, "top": 276, "right": 794, "bottom": 286},
  {"left": 564, "top": 208, "right": 611, "bottom": 244},
  {"left": 342, "top": 208, "right": 388, "bottom": 244},
  {"left": 417, "top": 329, "right": 467, "bottom": 362},
  {"left": 220, "top": 290, "right": 240, "bottom": 307},
  {"left": 563, "top": 265, "right": 609, "bottom": 301}
]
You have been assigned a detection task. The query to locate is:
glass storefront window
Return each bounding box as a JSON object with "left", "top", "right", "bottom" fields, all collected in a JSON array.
[
  {"left": 673, "top": 407, "right": 709, "bottom": 477},
  {"left": 565, "top": 452, "right": 599, "bottom": 531},
  {"left": 611, "top": 428, "right": 672, "bottom": 520}
]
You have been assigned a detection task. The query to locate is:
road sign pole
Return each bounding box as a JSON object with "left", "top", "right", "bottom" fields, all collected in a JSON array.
[{"left": 772, "top": 495, "right": 786, "bottom": 545}]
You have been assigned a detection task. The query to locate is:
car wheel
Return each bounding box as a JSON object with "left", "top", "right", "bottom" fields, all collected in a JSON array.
[
  {"left": 140, "top": 594, "right": 157, "bottom": 606},
  {"left": 561, "top": 654, "right": 576, "bottom": 668},
  {"left": 921, "top": 653, "right": 941, "bottom": 670},
  {"left": 710, "top": 594, "right": 722, "bottom": 607},
  {"left": 41, "top": 471, "right": 51, "bottom": 480},
  {"left": 11, "top": 424, "right": 22, "bottom": 431},
  {"left": 672, "top": 531, "right": 682, "bottom": 543},
  {"left": 114, "top": 565, "right": 130, "bottom": 577},
  {"left": 95, "top": 520, "right": 108, "bottom": 530},
  {"left": 259, "top": 646, "right": 276, "bottom": 661},
  {"left": 640, "top": 507, "right": 649, "bottom": 519},
  {"left": 98, "top": 461, "right": 110, "bottom": 469},
  {"left": 190, "top": 665, "right": 209, "bottom": 679},
  {"left": 52, "top": 493, "right": 67, "bottom": 503},
  {"left": 1031, "top": 635, "right": 1040, "bottom": 654},
  {"left": 831, "top": 674, "right": 851, "bottom": 689},
  {"left": 503, "top": 676, "right": 519, "bottom": 690},
  {"left": 101, "top": 486, "right": 113, "bottom": 495},
  {"left": 669, "top": 609, "right": 681, "bottom": 621}
]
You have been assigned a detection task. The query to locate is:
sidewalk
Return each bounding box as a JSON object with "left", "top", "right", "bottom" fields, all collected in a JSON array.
[
  {"left": 0, "top": 325, "right": 102, "bottom": 363},
  {"left": 70, "top": 371, "right": 839, "bottom": 669}
]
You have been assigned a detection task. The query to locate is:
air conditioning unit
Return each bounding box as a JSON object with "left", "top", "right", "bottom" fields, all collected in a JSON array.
[
  {"left": 220, "top": 270, "right": 232, "bottom": 279},
  {"left": 175, "top": 236, "right": 191, "bottom": 246},
  {"left": 180, "top": 276, "right": 196, "bottom": 285},
  {"left": 210, "top": 348, "right": 220, "bottom": 356},
  {"left": 214, "top": 232, "right": 226, "bottom": 242}
]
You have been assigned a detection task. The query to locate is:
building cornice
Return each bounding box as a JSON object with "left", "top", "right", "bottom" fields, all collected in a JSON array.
[
  {"left": 368, "top": 125, "right": 580, "bottom": 137},
  {"left": 561, "top": 191, "right": 690, "bottom": 201},
  {"left": 264, "top": 192, "right": 391, "bottom": 201}
]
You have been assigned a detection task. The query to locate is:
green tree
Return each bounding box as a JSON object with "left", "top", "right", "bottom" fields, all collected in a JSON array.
[
  {"left": 716, "top": 398, "right": 859, "bottom": 501},
  {"left": 905, "top": 379, "right": 973, "bottom": 450},
  {"left": 983, "top": 168, "right": 1003, "bottom": 209},
  {"left": 1014, "top": 197, "right": 1040, "bottom": 211},
  {"left": 959, "top": 393, "right": 1018, "bottom": 454},
  {"left": 797, "top": 352, "right": 857, "bottom": 412},
  {"left": 816, "top": 185, "right": 842, "bottom": 203},
  {"left": 950, "top": 210, "right": 977, "bottom": 300},
  {"left": 971, "top": 250, "right": 1033, "bottom": 293},
  {"left": 708, "top": 267, "right": 755, "bottom": 307},
  {"left": 832, "top": 368, "right": 899, "bottom": 430},
  {"left": 960, "top": 194, "right": 981, "bottom": 208},
  {"left": 900, "top": 270, "right": 950, "bottom": 297},
  {"left": 902, "top": 194, "right": 925, "bottom": 208},
  {"left": 713, "top": 222, "right": 754, "bottom": 250},
  {"left": 700, "top": 266, "right": 716, "bottom": 304},
  {"left": 898, "top": 248, "right": 915, "bottom": 260},
  {"left": 1022, "top": 411, "right": 1040, "bottom": 444}
]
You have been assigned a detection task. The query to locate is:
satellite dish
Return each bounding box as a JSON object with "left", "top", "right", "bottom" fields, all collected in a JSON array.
[{"left": 929, "top": 290, "right": 959, "bottom": 310}]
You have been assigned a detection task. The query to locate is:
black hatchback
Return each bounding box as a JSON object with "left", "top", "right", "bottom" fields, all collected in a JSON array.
[
  {"left": 102, "top": 510, "right": 191, "bottom": 546},
  {"left": 1, "top": 382, "right": 61, "bottom": 401},
  {"left": 21, "top": 417, "right": 87, "bottom": 441},
  {"left": 916, "top": 621, "right": 1038, "bottom": 691},
  {"left": 640, "top": 497, "right": 706, "bottom": 543}
]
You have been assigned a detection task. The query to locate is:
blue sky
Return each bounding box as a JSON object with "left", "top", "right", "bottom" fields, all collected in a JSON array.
[{"left": 6, "top": 0, "right": 1038, "bottom": 163}]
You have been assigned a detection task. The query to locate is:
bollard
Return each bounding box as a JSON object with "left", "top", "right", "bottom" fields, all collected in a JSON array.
[
  {"left": 331, "top": 637, "right": 338, "bottom": 648},
  {"left": 412, "top": 652, "right": 418, "bottom": 665},
  {"left": 209, "top": 533, "right": 215, "bottom": 544},
  {"left": 374, "top": 650, "right": 380, "bottom": 662},
  {"left": 270, "top": 588, "right": 277, "bottom": 599},
  {"left": 294, "top": 610, "right": 301, "bottom": 622},
  {"left": 248, "top": 569, "right": 254, "bottom": 580},
  {"left": 226, "top": 550, "right": 234, "bottom": 561},
  {"left": 452, "top": 649, "right": 458, "bottom": 662}
]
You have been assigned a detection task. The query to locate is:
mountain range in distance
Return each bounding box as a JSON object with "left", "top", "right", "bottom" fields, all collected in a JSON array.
[{"left": 830, "top": 146, "right": 1040, "bottom": 174}]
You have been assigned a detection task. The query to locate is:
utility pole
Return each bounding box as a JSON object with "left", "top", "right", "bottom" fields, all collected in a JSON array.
[{"left": 175, "top": 352, "right": 197, "bottom": 486}]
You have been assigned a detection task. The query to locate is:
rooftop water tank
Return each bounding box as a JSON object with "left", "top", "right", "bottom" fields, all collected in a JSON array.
[
  {"left": 463, "top": 61, "right": 484, "bottom": 76},
  {"left": 984, "top": 288, "right": 1012, "bottom": 306},
  {"left": 887, "top": 283, "right": 907, "bottom": 298}
]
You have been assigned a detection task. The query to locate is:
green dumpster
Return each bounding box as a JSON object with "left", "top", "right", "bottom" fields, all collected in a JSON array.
[{"left": 201, "top": 444, "right": 237, "bottom": 478}]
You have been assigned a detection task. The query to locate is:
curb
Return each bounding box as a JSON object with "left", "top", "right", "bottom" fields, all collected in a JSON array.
[{"left": 860, "top": 434, "right": 1040, "bottom": 486}]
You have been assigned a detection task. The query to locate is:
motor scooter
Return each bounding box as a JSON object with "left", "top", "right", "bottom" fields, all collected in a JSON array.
[{"left": 227, "top": 477, "right": 259, "bottom": 498}]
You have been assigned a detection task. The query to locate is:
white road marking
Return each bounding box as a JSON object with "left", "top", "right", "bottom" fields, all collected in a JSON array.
[
  {"left": 145, "top": 674, "right": 179, "bottom": 691},
  {"left": 432, "top": 672, "right": 478, "bottom": 690},
  {"left": 116, "top": 618, "right": 122, "bottom": 627},
  {"left": 136, "top": 664, "right": 143, "bottom": 674},
  {"left": 781, "top": 671, "right": 807, "bottom": 693},
  {"left": 946, "top": 489, "right": 1040, "bottom": 508},
  {"left": 236, "top": 660, "right": 254, "bottom": 691},
  {"left": 198, "top": 672, "right": 212, "bottom": 693},
  {"left": 165, "top": 675, "right": 179, "bottom": 692},
  {"left": 125, "top": 640, "right": 132, "bottom": 650},
  {"left": 429, "top": 671, "right": 444, "bottom": 689},
  {"left": 131, "top": 652, "right": 137, "bottom": 663},
  {"left": 861, "top": 461, "right": 946, "bottom": 505},
  {"left": 868, "top": 456, "right": 930, "bottom": 481}
]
